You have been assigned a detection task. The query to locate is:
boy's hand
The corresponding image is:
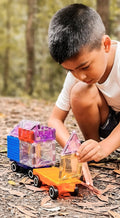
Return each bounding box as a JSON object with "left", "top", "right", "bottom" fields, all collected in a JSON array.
[{"left": 76, "top": 139, "right": 106, "bottom": 162}]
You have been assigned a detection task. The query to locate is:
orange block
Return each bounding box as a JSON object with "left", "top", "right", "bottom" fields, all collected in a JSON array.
[{"left": 18, "top": 128, "right": 34, "bottom": 143}]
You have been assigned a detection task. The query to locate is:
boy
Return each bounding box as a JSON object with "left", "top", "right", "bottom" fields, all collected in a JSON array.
[{"left": 48, "top": 4, "right": 120, "bottom": 183}]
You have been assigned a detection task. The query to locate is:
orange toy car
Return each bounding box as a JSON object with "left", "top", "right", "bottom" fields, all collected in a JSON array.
[{"left": 33, "top": 153, "right": 82, "bottom": 199}]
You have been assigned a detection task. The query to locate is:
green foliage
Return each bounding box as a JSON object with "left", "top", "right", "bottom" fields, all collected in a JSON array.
[{"left": 0, "top": 0, "right": 120, "bottom": 100}]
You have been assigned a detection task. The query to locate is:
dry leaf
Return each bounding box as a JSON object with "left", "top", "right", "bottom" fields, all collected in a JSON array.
[
  {"left": 15, "top": 206, "right": 37, "bottom": 217},
  {"left": 96, "top": 194, "right": 108, "bottom": 202},
  {"left": 101, "top": 184, "right": 115, "bottom": 195},
  {"left": 108, "top": 210, "right": 120, "bottom": 218},
  {"left": 70, "top": 207, "right": 108, "bottom": 216},
  {"left": 41, "top": 196, "right": 51, "bottom": 206},
  {"left": 0, "top": 169, "right": 9, "bottom": 176},
  {"left": 0, "top": 185, "right": 9, "bottom": 192},
  {"left": 8, "top": 180, "right": 16, "bottom": 186},
  {"left": 7, "top": 203, "right": 37, "bottom": 217},
  {"left": 25, "top": 184, "right": 47, "bottom": 192},
  {"left": 0, "top": 148, "right": 7, "bottom": 153},
  {"left": 0, "top": 113, "right": 5, "bottom": 118},
  {"left": 9, "top": 189, "right": 26, "bottom": 197},
  {"left": 75, "top": 201, "right": 106, "bottom": 208},
  {"left": 43, "top": 206, "right": 61, "bottom": 212},
  {"left": 114, "top": 169, "right": 120, "bottom": 175},
  {"left": 80, "top": 180, "right": 101, "bottom": 195},
  {"left": 19, "top": 177, "right": 32, "bottom": 185},
  {"left": 89, "top": 162, "right": 115, "bottom": 170}
]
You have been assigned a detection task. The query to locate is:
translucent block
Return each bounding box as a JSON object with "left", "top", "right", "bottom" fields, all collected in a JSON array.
[
  {"left": 9, "top": 124, "right": 19, "bottom": 137},
  {"left": 40, "top": 140, "right": 56, "bottom": 166},
  {"left": 61, "top": 131, "right": 81, "bottom": 155},
  {"left": 20, "top": 140, "right": 56, "bottom": 168},
  {"left": 20, "top": 141, "right": 32, "bottom": 167},
  {"left": 59, "top": 153, "right": 82, "bottom": 180},
  {"left": 19, "top": 120, "right": 40, "bottom": 130}
]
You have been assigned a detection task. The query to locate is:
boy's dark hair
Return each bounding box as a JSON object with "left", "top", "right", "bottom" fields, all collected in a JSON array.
[{"left": 48, "top": 4, "right": 105, "bottom": 64}]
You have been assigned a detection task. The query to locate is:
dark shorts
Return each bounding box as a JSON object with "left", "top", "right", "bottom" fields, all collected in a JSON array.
[{"left": 99, "top": 107, "right": 120, "bottom": 139}]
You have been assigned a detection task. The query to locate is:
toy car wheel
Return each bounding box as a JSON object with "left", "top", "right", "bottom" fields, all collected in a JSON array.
[
  {"left": 11, "top": 162, "right": 18, "bottom": 172},
  {"left": 49, "top": 186, "right": 58, "bottom": 200},
  {"left": 71, "top": 186, "right": 79, "bottom": 196},
  {"left": 54, "top": 159, "right": 60, "bottom": 167},
  {"left": 34, "top": 175, "right": 42, "bottom": 187},
  {"left": 28, "top": 169, "right": 33, "bottom": 179}
]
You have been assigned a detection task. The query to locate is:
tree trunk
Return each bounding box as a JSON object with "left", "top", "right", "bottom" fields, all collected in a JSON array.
[
  {"left": 96, "top": 0, "right": 110, "bottom": 35},
  {"left": 26, "top": 0, "right": 36, "bottom": 95},
  {"left": 2, "top": 1, "right": 11, "bottom": 95}
]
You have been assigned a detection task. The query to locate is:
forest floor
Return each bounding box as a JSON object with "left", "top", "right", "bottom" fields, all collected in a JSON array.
[{"left": 0, "top": 96, "right": 120, "bottom": 218}]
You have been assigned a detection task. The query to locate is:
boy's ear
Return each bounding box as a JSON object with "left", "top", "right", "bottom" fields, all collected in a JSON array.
[{"left": 102, "top": 35, "right": 111, "bottom": 52}]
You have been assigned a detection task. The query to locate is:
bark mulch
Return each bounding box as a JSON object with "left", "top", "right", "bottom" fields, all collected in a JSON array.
[{"left": 0, "top": 97, "right": 120, "bottom": 218}]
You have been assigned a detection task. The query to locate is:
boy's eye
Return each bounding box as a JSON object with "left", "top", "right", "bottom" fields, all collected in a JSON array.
[{"left": 82, "top": 65, "right": 90, "bottom": 70}]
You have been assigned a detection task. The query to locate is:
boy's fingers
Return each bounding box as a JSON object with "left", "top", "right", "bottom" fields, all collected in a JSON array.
[
  {"left": 77, "top": 143, "right": 101, "bottom": 162},
  {"left": 78, "top": 143, "right": 95, "bottom": 159}
]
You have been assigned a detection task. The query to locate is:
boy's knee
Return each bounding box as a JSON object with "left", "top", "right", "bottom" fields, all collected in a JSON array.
[{"left": 70, "top": 82, "right": 99, "bottom": 109}]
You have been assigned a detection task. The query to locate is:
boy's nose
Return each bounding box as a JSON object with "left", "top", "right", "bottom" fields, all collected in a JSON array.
[{"left": 79, "top": 73, "right": 87, "bottom": 81}]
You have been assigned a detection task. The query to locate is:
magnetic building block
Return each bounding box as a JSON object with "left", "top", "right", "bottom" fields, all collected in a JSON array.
[
  {"left": 7, "top": 120, "right": 56, "bottom": 169},
  {"left": 7, "top": 135, "right": 20, "bottom": 162}
]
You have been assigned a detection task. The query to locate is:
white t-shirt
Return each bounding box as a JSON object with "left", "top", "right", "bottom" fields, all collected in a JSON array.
[
  {"left": 96, "top": 41, "right": 120, "bottom": 111},
  {"left": 56, "top": 41, "right": 120, "bottom": 112}
]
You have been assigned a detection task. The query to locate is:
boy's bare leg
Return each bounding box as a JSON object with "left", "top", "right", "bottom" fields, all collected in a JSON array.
[
  {"left": 70, "top": 82, "right": 109, "bottom": 185},
  {"left": 70, "top": 82, "right": 109, "bottom": 141}
]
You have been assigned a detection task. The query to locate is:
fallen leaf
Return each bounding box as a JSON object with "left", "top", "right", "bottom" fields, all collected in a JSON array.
[
  {"left": 114, "top": 169, "right": 120, "bottom": 175},
  {"left": 0, "top": 185, "right": 9, "bottom": 192},
  {"left": 108, "top": 210, "right": 120, "bottom": 218},
  {"left": 16, "top": 206, "right": 37, "bottom": 217},
  {"left": 43, "top": 206, "right": 61, "bottom": 212},
  {"left": 75, "top": 201, "right": 106, "bottom": 208},
  {"left": 0, "top": 169, "right": 9, "bottom": 176},
  {"left": 0, "top": 113, "right": 5, "bottom": 118},
  {"left": 19, "top": 177, "right": 32, "bottom": 185},
  {"left": 8, "top": 180, "right": 16, "bottom": 186},
  {"left": 101, "top": 184, "right": 115, "bottom": 195},
  {"left": 9, "top": 190, "right": 26, "bottom": 197},
  {"left": 0, "top": 148, "right": 7, "bottom": 153},
  {"left": 41, "top": 196, "right": 51, "bottom": 206},
  {"left": 69, "top": 207, "right": 108, "bottom": 216},
  {"left": 96, "top": 194, "right": 108, "bottom": 202},
  {"left": 80, "top": 181, "right": 101, "bottom": 195},
  {"left": 89, "top": 162, "right": 115, "bottom": 170},
  {"left": 25, "top": 184, "right": 47, "bottom": 192},
  {"left": 7, "top": 203, "right": 37, "bottom": 217}
]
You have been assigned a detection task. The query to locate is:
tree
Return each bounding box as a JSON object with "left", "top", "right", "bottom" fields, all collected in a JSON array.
[
  {"left": 96, "top": 0, "right": 110, "bottom": 34},
  {"left": 2, "top": 0, "right": 11, "bottom": 95},
  {"left": 25, "top": 0, "right": 37, "bottom": 95}
]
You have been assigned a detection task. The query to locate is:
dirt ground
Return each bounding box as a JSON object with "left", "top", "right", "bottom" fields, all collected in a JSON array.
[{"left": 0, "top": 97, "right": 120, "bottom": 218}]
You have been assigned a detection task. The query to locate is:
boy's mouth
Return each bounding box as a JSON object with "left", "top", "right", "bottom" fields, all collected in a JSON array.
[{"left": 84, "top": 79, "right": 94, "bottom": 84}]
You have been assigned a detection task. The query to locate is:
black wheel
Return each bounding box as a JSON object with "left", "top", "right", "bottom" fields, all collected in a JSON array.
[
  {"left": 34, "top": 175, "right": 42, "bottom": 187},
  {"left": 54, "top": 159, "right": 60, "bottom": 167},
  {"left": 49, "top": 186, "right": 58, "bottom": 200},
  {"left": 71, "top": 186, "right": 79, "bottom": 196},
  {"left": 28, "top": 169, "right": 33, "bottom": 179},
  {"left": 11, "top": 162, "right": 18, "bottom": 172}
]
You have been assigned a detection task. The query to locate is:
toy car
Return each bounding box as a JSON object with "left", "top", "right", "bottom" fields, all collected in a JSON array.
[
  {"left": 7, "top": 120, "right": 56, "bottom": 178},
  {"left": 33, "top": 151, "right": 82, "bottom": 199}
]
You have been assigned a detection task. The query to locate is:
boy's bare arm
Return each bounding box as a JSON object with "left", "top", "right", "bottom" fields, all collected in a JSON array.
[
  {"left": 48, "top": 105, "right": 93, "bottom": 185},
  {"left": 48, "top": 105, "right": 70, "bottom": 148},
  {"left": 77, "top": 122, "right": 120, "bottom": 162}
]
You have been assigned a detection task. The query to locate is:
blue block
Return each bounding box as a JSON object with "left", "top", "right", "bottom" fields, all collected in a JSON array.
[{"left": 7, "top": 135, "right": 20, "bottom": 162}]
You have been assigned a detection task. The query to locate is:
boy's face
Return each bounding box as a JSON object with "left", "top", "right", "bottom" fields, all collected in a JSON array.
[{"left": 61, "top": 39, "right": 111, "bottom": 85}]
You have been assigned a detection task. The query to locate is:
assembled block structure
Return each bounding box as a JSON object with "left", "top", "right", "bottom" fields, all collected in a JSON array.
[
  {"left": 59, "top": 131, "right": 82, "bottom": 180},
  {"left": 7, "top": 120, "right": 56, "bottom": 171},
  {"left": 33, "top": 131, "right": 82, "bottom": 199}
]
